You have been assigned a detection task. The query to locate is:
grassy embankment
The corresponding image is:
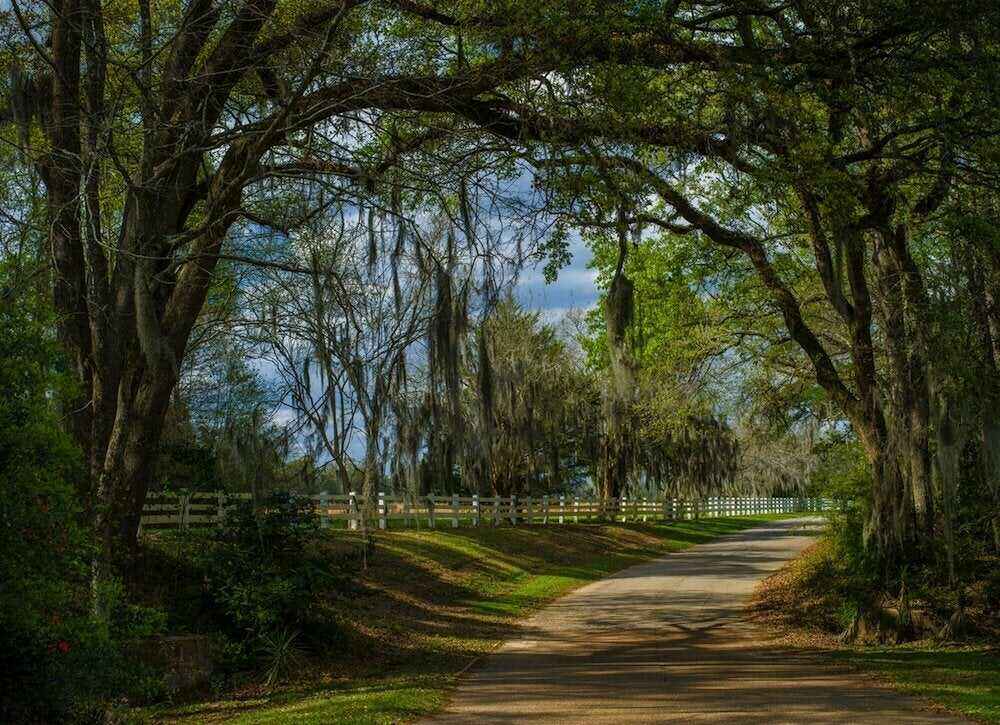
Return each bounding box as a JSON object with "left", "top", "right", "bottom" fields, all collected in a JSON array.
[
  {"left": 751, "top": 540, "right": 1000, "bottom": 723},
  {"left": 152, "top": 514, "right": 795, "bottom": 724}
]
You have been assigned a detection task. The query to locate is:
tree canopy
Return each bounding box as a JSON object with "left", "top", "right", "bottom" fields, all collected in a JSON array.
[{"left": 2, "top": 0, "right": 999, "bottom": 593}]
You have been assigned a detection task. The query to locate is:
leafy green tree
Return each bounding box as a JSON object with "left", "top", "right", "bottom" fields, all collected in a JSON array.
[
  {"left": 0, "top": 0, "right": 552, "bottom": 581},
  {"left": 468, "top": 0, "right": 1000, "bottom": 570}
]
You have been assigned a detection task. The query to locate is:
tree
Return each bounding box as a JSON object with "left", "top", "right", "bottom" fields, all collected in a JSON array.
[
  {"left": 0, "top": 0, "right": 548, "bottom": 583},
  {"left": 451, "top": 0, "right": 1000, "bottom": 567},
  {"left": 465, "top": 297, "right": 592, "bottom": 496},
  {"left": 5, "top": 0, "right": 999, "bottom": 585}
]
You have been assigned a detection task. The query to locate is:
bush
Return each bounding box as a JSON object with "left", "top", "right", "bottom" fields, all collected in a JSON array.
[
  {"left": 0, "top": 293, "right": 168, "bottom": 721},
  {"left": 199, "top": 493, "right": 334, "bottom": 675},
  {"left": 0, "top": 291, "right": 172, "bottom": 721}
]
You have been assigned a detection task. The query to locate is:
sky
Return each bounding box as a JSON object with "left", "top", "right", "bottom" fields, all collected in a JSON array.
[{"left": 514, "top": 232, "right": 599, "bottom": 322}]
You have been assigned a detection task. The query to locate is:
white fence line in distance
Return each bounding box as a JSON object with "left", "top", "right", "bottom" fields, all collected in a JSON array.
[{"left": 140, "top": 492, "right": 835, "bottom": 533}]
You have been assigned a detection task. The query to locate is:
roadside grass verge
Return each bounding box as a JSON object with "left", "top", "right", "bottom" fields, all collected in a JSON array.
[
  {"left": 751, "top": 540, "right": 1000, "bottom": 723},
  {"left": 833, "top": 648, "right": 1000, "bottom": 723},
  {"left": 151, "top": 514, "right": 797, "bottom": 724}
]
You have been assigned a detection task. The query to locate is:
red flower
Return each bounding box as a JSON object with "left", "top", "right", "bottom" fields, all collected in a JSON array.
[{"left": 56, "top": 640, "right": 71, "bottom": 654}]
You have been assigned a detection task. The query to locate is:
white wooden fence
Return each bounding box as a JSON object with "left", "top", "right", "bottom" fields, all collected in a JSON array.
[{"left": 140, "top": 491, "right": 833, "bottom": 533}]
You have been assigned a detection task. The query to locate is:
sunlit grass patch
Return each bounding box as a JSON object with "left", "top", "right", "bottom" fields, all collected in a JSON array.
[{"left": 834, "top": 648, "right": 1000, "bottom": 722}]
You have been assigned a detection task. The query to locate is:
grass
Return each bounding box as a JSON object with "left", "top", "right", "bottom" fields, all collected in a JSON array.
[
  {"left": 833, "top": 648, "right": 1000, "bottom": 723},
  {"left": 751, "top": 540, "right": 1000, "bottom": 723},
  {"left": 149, "top": 514, "right": 794, "bottom": 724}
]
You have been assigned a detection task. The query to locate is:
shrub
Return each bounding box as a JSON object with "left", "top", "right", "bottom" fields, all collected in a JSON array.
[
  {"left": 0, "top": 293, "right": 170, "bottom": 721},
  {"left": 199, "top": 493, "right": 334, "bottom": 673},
  {"left": 0, "top": 294, "right": 171, "bottom": 721},
  {"left": 257, "top": 627, "right": 306, "bottom": 685}
]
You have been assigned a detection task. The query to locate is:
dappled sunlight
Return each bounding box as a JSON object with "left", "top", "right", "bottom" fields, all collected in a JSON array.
[
  {"left": 150, "top": 517, "right": 789, "bottom": 723},
  {"left": 427, "top": 518, "right": 959, "bottom": 724}
]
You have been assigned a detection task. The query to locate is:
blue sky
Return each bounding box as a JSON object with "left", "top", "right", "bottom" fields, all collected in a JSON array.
[{"left": 514, "top": 232, "right": 599, "bottom": 321}]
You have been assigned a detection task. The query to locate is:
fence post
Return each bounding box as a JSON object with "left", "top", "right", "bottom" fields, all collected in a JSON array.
[
  {"left": 526, "top": 495, "right": 533, "bottom": 524},
  {"left": 559, "top": 494, "right": 565, "bottom": 524},
  {"left": 428, "top": 495, "right": 436, "bottom": 529},
  {"left": 493, "top": 496, "right": 501, "bottom": 526},
  {"left": 510, "top": 494, "right": 518, "bottom": 525},
  {"left": 348, "top": 492, "right": 359, "bottom": 530},
  {"left": 573, "top": 496, "right": 580, "bottom": 523},
  {"left": 473, "top": 494, "right": 480, "bottom": 526},
  {"left": 179, "top": 493, "right": 188, "bottom": 531},
  {"left": 318, "top": 491, "right": 329, "bottom": 529},
  {"left": 542, "top": 495, "right": 550, "bottom": 524},
  {"left": 217, "top": 491, "right": 226, "bottom": 525},
  {"left": 378, "top": 493, "right": 387, "bottom": 530},
  {"left": 451, "top": 493, "right": 459, "bottom": 528}
]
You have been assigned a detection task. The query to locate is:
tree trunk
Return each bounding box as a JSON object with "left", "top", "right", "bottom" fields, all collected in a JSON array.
[
  {"left": 361, "top": 415, "right": 384, "bottom": 528},
  {"left": 872, "top": 236, "right": 934, "bottom": 539},
  {"left": 863, "top": 441, "right": 914, "bottom": 571},
  {"left": 967, "top": 248, "right": 1000, "bottom": 552},
  {"left": 90, "top": 365, "right": 175, "bottom": 605}
]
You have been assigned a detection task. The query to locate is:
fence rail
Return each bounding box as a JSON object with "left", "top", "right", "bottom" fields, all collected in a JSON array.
[{"left": 140, "top": 492, "right": 834, "bottom": 533}]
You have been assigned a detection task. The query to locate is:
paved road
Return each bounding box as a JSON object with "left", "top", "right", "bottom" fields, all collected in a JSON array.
[{"left": 425, "top": 518, "right": 963, "bottom": 724}]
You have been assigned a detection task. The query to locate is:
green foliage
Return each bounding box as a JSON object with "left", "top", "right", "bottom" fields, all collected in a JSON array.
[
  {"left": 199, "top": 494, "right": 335, "bottom": 674},
  {"left": 0, "top": 289, "right": 168, "bottom": 721},
  {"left": 0, "top": 289, "right": 87, "bottom": 720},
  {"left": 539, "top": 223, "right": 573, "bottom": 283},
  {"left": 258, "top": 628, "right": 306, "bottom": 686},
  {"left": 156, "top": 403, "right": 222, "bottom": 492},
  {"left": 468, "top": 297, "right": 595, "bottom": 495},
  {"left": 810, "top": 437, "right": 871, "bottom": 501}
]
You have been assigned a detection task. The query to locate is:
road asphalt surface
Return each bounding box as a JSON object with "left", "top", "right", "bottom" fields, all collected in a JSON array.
[{"left": 424, "top": 517, "right": 963, "bottom": 724}]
